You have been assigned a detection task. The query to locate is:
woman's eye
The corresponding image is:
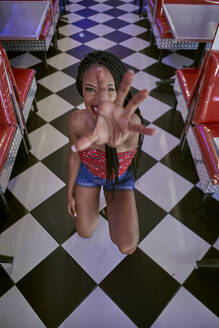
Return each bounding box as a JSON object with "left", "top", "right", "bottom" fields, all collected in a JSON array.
[
  {"left": 108, "top": 88, "right": 115, "bottom": 93},
  {"left": 85, "top": 87, "right": 96, "bottom": 93}
]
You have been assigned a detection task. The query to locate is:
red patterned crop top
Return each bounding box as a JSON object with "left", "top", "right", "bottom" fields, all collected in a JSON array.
[{"left": 79, "top": 148, "right": 137, "bottom": 179}]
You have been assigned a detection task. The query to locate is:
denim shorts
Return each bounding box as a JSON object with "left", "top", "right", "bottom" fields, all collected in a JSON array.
[{"left": 76, "top": 162, "right": 135, "bottom": 191}]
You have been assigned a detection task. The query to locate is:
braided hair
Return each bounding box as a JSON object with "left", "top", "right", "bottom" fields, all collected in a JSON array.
[{"left": 76, "top": 50, "right": 144, "bottom": 190}]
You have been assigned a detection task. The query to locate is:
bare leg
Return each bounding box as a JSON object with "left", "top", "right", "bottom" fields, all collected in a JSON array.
[
  {"left": 74, "top": 185, "right": 101, "bottom": 238},
  {"left": 104, "top": 190, "right": 139, "bottom": 255}
]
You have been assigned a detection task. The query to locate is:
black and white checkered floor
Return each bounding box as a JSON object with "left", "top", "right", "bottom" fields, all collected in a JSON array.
[{"left": 0, "top": 0, "right": 219, "bottom": 327}]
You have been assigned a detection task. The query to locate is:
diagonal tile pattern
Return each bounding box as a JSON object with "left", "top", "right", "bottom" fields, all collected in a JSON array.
[{"left": 1, "top": 0, "right": 219, "bottom": 327}]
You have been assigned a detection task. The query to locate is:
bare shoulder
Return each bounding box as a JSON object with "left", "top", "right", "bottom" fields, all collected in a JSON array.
[
  {"left": 68, "top": 109, "right": 88, "bottom": 145},
  {"left": 68, "top": 110, "right": 86, "bottom": 134}
]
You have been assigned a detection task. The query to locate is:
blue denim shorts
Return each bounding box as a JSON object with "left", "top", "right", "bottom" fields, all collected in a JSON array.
[{"left": 76, "top": 162, "right": 135, "bottom": 191}]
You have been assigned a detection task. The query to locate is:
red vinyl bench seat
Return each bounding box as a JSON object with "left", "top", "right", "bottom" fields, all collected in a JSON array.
[
  {"left": 12, "top": 68, "right": 35, "bottom": 107},
  {"left": 176, "top": 68, "right": 199, "bottom": 105},
  {"left": 193, "top": 124, "right": 219, "bottom": 186},
  {"left": 0, "top": 125, "right": 16, "bottom": 173}
]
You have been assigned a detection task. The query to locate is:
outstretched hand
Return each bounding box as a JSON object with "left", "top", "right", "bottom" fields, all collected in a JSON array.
[{"left": 72, "top": 68, "right": 155, "bottom": 152}]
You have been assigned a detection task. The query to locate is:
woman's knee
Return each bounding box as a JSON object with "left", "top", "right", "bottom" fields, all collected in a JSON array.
[{"left": 75, "top": 217, "right": 98, "bottom": 238}]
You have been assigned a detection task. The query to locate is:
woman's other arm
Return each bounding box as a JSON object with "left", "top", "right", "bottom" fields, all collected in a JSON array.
[{"left": 67, "top": 112, "right": 81, "bottom": 217}]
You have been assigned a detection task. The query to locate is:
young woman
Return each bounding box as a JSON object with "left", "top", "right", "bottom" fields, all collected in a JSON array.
[{"left": 67, "top": 51, "right": 155, "bottom": 255}]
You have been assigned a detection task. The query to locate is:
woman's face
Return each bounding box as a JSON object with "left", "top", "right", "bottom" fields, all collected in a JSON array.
[{"left": 82, "top": 64, "right": 117, "bottom": 119}]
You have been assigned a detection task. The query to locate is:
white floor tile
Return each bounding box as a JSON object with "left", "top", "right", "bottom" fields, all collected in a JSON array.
[
  {"left": 214, "top": 238, "right": 219, "bottom": 250},
  {"left": 90, "top": 4, "right": 112, "bottom": 12},
  {"left": 8, "top": 162, "right": 65, "bottom": 211},
  {"left": 0, "top": 287, "right": 46, "bottom": 328},
  {"left": 88, "top": 24, "right": 115, "bottom": 37},
  {"left": 77, "top": 102, "right": 85, "bottom": 110},
  {"left": 0, "top": 214, "right": 58, "bottom": 282},
  {"left": 57, "top": 37, "right": 82, "bottom": 52},
  {"left": 119, "top": 24, "right": 145, "bottom": 36},
  {"left": 89, "top": 13, "right": 113, "bottom": 23},
  {"left": 58, "top": 287, "right": 137, "bottom": 328},
  {"left": 139, "top": 214, "right": 210, "bottom": 283},
  {"left": 162, "top": 53, "right": 194, "bottom": 69},
  {"left": 37, "top": 94, "right": 72, "bottom": 122},
  {"left": 139, "top": 96, "right": 170, "bottom": 122},
  {"left": 131, "top": 70, "right": 159, "bottom": 90},
  {"left": 65, "top": 3, "right": 85, "bottom": 12},
  {"left": 38, "top": 71, "right": 75, "bottom": 93},
  {"left": 47, "top": 53, "right": 80, "bottom": 70},
  {"left": 120, "top": 37, "right": 149, "bottom": 51},
  {"left": 136, "top": 162, "right": 193, "bottom": 212},
  {"left": 151, "top": 287, "right": 219, "bottom": 328},
  {"left": 62, "top": 216, "right": 126, "bottom": 283},
  {"left": 29, "top": 124, "right": 68, "bottom": 160},
  {"left": 141, "top": 124, "right": 179, "bottom": 160},
  {"left": 117, "top": 3, "right": 138, "bottom": 12},
  {"left": 59, "top": 24, "right": 82, "bottom": 37},
  {"left": 62, "top": 13, "right": 84, "bottom": 23},
  {"left": 99, "top": 188, "right": 106, "bottom": 210},
  {"left": 10, "top": 53, "right": 41, "bottom": 68},
  {"left": 119, "top": 13, "right": 140, "bottom": 23},
  {"left": 123, "top": 54, "right": 157, "bottom": 71},
  {"left": 85, "top": 37, "right": 116, "bottom": 50}
]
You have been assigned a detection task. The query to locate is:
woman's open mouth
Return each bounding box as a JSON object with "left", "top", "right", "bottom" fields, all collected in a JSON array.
[{"left": 91, "top": 105, "right": 98, "bottom": 115}]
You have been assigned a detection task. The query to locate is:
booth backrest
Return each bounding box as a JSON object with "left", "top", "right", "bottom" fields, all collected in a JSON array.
[
  {"left": 0, "top": 58, "right": 17, "bottom": 126},
  {"left": 0, "top": 45, "right": 23, "bottom": 105},
  {"left": 193, "top": 50, "right": 219, "bottom": 124}
]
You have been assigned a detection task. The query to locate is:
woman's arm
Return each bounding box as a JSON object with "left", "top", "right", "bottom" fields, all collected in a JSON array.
[{"left": 67, "top": 112, "right": 81, "bottom": 217}]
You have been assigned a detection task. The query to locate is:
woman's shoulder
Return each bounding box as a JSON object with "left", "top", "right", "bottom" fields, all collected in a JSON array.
[{"left": 68, "top": 109, "right": 86, "bottom": 127}]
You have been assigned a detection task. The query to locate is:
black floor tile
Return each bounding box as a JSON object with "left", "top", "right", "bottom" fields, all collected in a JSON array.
[
  {"left": 74, "top": 18, "right": 98, "bottom": 29},
  {"left": 100, "top": 248, "right": 180, "bottom": 328},
  {"left": 104, "top": 8, "right": 126, "bottom": 17},
  {"left": 66, "top": 45, "right": 95, "bottom": 60},
  {"left": 26, "top": 111, "right": 47, "bottom": 133},
  {"left": 161, "top": 146, "right": 199, "bottom": 184},
  {"left": 140, "top": 44, "right": 165, "bottom": 59},
  {"left": 153, "top": 109, "right": 183, "bottom": 139},
  {"left": 104, "top": 18, "right": 128, "bottom": 29},
  {"left": 31, "top": 187, "right": 75, "bottom": 245},
  {"left": 30, "top": 62, "right": 58, "bottom": 80},
  {"left": 10, "top": 145, "right": 39, "bottom": 179},
  {"left": 144, "top": 62, "right": 176, "bottom": 80},
  {"left": 149, "top": 84, "right": 176, "bottom": 107},
  {"left": 35, "top": 84, "right": 53, "bottom": 102},
  {"left": 135, "top": 189, "right": 166, "bottom": 242},
  {"left": 105, "top": 31, "right": 131, "bottom": 43},
  {"left": 0, "top": 190, "right": 28, "bottom": 231},
  {"left": 62, "top": 62, "right": 80, "bottom": 79},
  {"left": 50, "top": 110, "right": 73, "bottom": 138},
  {"left": 57, "top": 84, "right": 83, "bottom": 107},
  {"left": 79, "top": 0, "right": 98, "bottom": 6},
  {"left": 17, "top": 247, "right": 96, "bottom": 328},
  {"left": 76, "top": 8, "right": 99, "bottom": 17},
  {"left": 104, "top": 0, "right": 124, "bottom": 7},
  {"left": 0, "top": 265, "right": 14, "bottom": 297},
  {"left": 107, "top": 44, "right": 134, "bottom": 59},
  {"left": 136, "top": 150, "right": 157, "bottom": 180},
  {"left": 170, "top": 187, "right": 219, "bottom": 245},
  {"left": 42, "top": 143, "right": 69, "bottom": 183},
  {"left": 184, "top": 247, "right": 219, "bottom": 317}
]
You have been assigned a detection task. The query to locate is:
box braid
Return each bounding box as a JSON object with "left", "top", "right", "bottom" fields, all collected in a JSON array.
[{"left": 76, "top": 51, "right": 144, "bottom": 190}]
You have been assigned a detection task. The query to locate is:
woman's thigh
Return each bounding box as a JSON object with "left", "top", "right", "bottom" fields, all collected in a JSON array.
[
  {"left": 104, "top": 190, "right": 139, "bottom": 254},
  {"left": 74, "top": 185, "right": 101, "bottom": 237}
]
